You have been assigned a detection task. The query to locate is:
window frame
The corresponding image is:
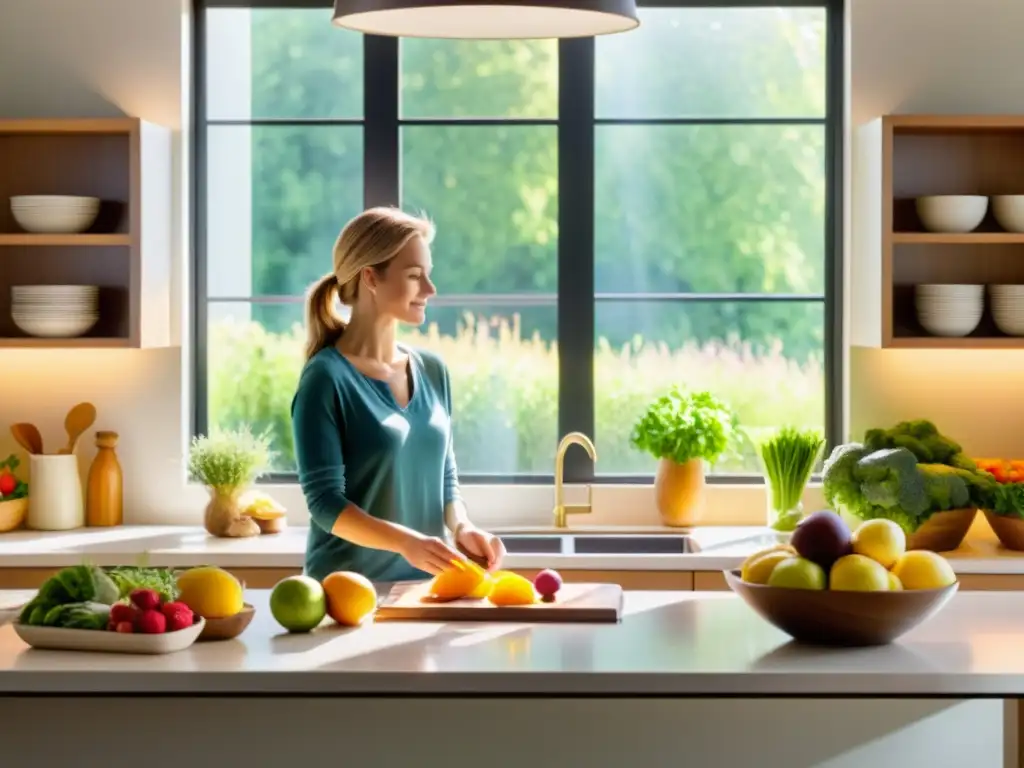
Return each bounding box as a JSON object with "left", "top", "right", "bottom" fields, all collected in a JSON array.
[{"left": 191, "top": 0, "right": 846, "bottom": 486}]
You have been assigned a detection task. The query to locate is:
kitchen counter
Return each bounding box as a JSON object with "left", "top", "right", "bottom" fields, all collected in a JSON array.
[
  {"left": 0, "top": 587, "right": 1023, "bottom": 697},
  {"left": 2, "top": 524, "right": 1024, "bottom": 573}
]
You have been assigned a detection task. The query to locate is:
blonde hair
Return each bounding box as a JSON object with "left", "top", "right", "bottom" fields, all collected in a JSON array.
[{"left": 304, "top": 206, "right": 435, "bottom": 361}]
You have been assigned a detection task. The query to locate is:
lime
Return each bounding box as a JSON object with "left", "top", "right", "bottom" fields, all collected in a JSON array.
[{"left": 270, "top": 576, "right": 327, "bottom": 632}]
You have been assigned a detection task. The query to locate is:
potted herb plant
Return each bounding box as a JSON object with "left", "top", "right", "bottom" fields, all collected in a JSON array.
[
  {"left": 0, "top": 454, "right": 29, "bottom": 532},
  {"left": 188, "top": 427, "right": 272, "bottom": 538},
  {"left": 630, "top": 387, "right": 738, "bottom": 527}
]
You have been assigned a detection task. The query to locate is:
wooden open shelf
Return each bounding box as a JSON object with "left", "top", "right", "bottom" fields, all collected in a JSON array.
[
  {"left": 0, "top": 118, "right": 172, "bottom": 348},
  {"left": 868, "top": 115, "right": 1024, "bottom": 349}
]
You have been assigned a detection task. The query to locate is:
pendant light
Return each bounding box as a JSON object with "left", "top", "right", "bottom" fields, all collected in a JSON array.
[{"left": 331, "top": 0, "right": 640, "bottom": 39}]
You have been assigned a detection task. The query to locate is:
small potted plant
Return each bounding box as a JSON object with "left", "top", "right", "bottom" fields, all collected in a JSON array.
[
  {"left": 188, "top": 427, "right": 272, "bottom": 538},
  {"left": 630, "top": 387, "right": 738, "bottom": 527},
  {"left": 0, "top": 454, "right": 29, "bottom": 532}
]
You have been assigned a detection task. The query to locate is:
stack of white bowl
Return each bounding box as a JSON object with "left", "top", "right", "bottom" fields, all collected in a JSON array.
[
  {"left": 914, "top": 284, "right": 984, "bottom": 337},
  {"left": 11, "top": 285, "right": 100, "bottom": 338},
  {"left": 989, "top": 284, "right": 1024, "bottom": 336},
  {"left": 10, "top": 195, "right": 100, "bottom": 234}
]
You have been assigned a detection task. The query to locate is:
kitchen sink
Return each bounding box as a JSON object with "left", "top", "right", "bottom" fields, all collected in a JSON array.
[
  {"left": 571, "top": 535, "right": 698, "bottom": 554},
  {"left": 499, "top": 535, "right": 565, "bottom": 554},
  {"left": 497, "top": 533, "right": 704, "bottom": 555}
]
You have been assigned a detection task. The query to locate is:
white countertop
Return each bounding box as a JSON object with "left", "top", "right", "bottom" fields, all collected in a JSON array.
[
  {"left": 2, "top": 588, "right": 1024, "bottom": 696},
  {"left": 1, "top": 525, "right": 1024, "bottom": 574}
]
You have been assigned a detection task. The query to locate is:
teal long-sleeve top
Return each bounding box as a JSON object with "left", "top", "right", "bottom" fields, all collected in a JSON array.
[{"left": 290, "top": 344, "right": 461, "bottom": 583}]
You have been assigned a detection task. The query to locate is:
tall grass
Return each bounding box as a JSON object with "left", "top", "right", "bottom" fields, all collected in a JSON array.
[{"left": 208, "top": 313, "right": 824, "bottom": 475}]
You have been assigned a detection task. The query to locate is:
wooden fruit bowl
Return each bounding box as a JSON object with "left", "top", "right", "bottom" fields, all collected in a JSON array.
[
  {"left": 983, "top": 509, "right": 1024, "bottom": 551},
  {"left": 196, "top": 603, "right": 255, "bottom": 642},
  {"left": 905, "top": 507, "right": 977, "bottom": 552},
  {"left": 0, "top": 497, "right": 28, "bottom": 533},
  {"left": 724, "top": 569, "right": 958, "bottom": 647}
]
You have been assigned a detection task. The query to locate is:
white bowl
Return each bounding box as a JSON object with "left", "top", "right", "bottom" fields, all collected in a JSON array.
[
  {"left": 10, "top": 196, "right": 100, "bottom": 234},
  {"left": 991, "top": 196, "right": 1024, "bottom": 233},
  {"left": 915, "top": 196, "right": 988, "bottom": 233},
  {"left": 12, "top": 315, "right": 98, "bottom": 338}
]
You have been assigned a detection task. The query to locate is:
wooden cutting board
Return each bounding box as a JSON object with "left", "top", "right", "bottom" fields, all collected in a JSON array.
[{"left": 375, "top": 581, "right": 623, "bottom": 623}]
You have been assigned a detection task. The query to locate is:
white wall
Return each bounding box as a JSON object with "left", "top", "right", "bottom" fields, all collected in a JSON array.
[
  {"left": 2, "top": 0, "right": 1023, "bottom": 528},
  {"left": 848, "top": 0, "right": 1024, "bottom": 456},
  {"left": 0, "top": 0, "right": 200, "bottom": 522}
]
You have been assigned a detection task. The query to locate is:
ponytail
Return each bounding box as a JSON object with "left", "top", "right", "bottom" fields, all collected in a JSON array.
[{"left": 304, "top": 272, "right": 346, "bottom": 361}]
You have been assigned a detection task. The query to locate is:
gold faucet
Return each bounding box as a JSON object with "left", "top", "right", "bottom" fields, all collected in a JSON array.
[{"left": 553, "top": 431, "right": 597, "bottom": 528}]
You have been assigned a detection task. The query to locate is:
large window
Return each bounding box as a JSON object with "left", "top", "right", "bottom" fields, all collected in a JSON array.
[{"left": 194, "top": 0, "right": 843, "bottom": 484}]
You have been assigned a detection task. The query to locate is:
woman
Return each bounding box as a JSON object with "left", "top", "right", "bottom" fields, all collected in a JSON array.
[{"left": 291, "top": 206, "right": 506, "bottom": 583}]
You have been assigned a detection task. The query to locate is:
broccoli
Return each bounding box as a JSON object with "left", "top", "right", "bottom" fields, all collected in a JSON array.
[
  {"left": 821, "top": 442, "right": 869, "bottom": 511},
  {"left": 919, "top": 464, "right": 970, "bottom": 510},
  {"left": 821, "top": 443, "right": 923, "bottom": 532},
  {"left": 852, "top": 448, "right": 928, "bottom": 514},
  {"left": 860, "top": 420, "right": 969, "bottom": 466}
]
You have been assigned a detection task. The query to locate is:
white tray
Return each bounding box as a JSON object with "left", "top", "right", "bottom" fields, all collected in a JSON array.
[{"left": 13, "top": 617, "right": 206, "bottom": 655}]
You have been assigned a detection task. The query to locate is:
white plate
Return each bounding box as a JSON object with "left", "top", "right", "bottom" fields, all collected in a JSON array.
[{"left": 13, "top": 617, "right": 205, "bottom": 654}]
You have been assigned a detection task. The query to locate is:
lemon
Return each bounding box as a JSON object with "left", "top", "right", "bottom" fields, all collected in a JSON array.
[
  {"left": 829, "top": 554, "right": 890, "bottom": 592},
  {"left": 176, "top": 566, "right": 244, "bottom": 619},
  {"left": 851, "top": 519, "right": 907, "bottom": 569},
  {"left": 888, "top": 571, "right": 903, "bottom": 591},
  {"left": 891, "top": 550, "right": 957, "bottom": 590},
  {"left": 741, "top": 550, "right": 793, "bottom": 585}
]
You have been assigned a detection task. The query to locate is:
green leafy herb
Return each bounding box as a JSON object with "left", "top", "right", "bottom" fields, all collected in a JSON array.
[
  {"left": 759, "top": 427, "right": 825, "bottom": 531},
  {"left": 629, "top": 387, "right": 737, "bottom": 466},
  {"left": 104, "top": 565, "right": 180, "bottom": 602},
  {"left": 994, "top": 482, "right": 1024, "bottom": 520},
  {"left": 187, "top": 426, "right": 272, "bottom": 492}
]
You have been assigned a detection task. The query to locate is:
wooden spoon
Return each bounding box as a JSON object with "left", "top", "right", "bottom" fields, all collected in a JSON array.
[
  {"left": 58, "top": 402, "right": 97, "bottom": 455},
  {"left": 10, "top": 423, "right": 43, "bottom": 455}
]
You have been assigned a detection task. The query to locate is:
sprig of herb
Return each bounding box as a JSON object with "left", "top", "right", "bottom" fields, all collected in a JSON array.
[
  {"left": 187, "top": 426, "right": 272, "bottom": 492},
  {"left": 629, "top": 387, "right": 737, "bottom": 466}
]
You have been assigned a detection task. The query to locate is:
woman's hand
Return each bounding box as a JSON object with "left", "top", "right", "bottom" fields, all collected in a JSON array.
[
  {"left": 397, "top": 530, "right": 467, "bottom": 576},
  {"left": 455, "top": 524, "right": 507, "bottom": 571}
]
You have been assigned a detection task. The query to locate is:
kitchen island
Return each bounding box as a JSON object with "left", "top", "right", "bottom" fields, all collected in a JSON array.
[{"left": 0, "top": 589, "right": 1017, "bottom": 767}]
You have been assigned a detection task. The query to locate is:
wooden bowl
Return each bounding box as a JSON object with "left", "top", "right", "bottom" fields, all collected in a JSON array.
[
  {"left": 0, "top": 497, "right": 28, "bottom": 533},
  {"left": 196, "top": 603, "right": 255, "bottom": 642},
  {"left": 905, "top": 507, "right": 977, "bottom": 552},
  {"left": 724, "top": 569, "right": 958, "bottom": 646},
  {"left": 983, "top": 509, "right": 1024, "bottom": 551}
]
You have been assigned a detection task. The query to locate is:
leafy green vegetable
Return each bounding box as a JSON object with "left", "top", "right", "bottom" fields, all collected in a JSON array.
[
  {"left": 630, "top": 387, "right": 737, "bottom": 466},
  {"left": 19, "top": 565, "right": 119, "bottom": 624},
  {"left": 994, "top": 483, "right": 1024, "bottom": 519},
  {"left": 105, "top": 566, "right": 179, "bottom": 602},
  {"left": 759, "top": 427, "right": 824, "bottom": 532},
  {"left": 188, "top": 426, "right": 272, "bottom": 492},
  {"left": 822, "top": 421, "right": 999, "bottom": 533},
  {"left": 40, "top": 602, "right": 110, "bottom": 630}
]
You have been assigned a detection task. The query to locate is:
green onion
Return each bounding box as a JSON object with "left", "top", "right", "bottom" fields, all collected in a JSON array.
[{"left": 760, "top": 427, "right": 825, "bottom": 531}]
